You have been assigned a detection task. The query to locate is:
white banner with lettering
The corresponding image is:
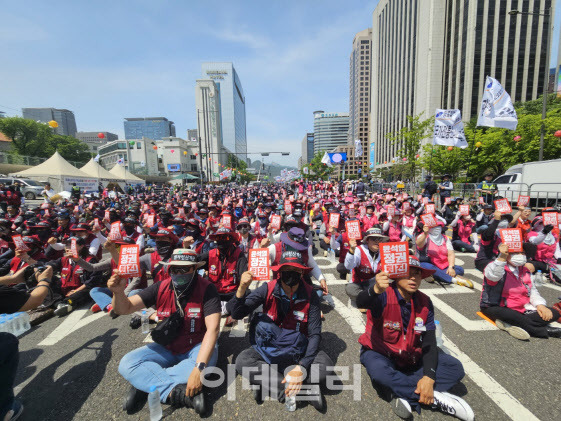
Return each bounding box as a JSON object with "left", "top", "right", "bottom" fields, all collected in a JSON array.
[
  {"left": 433, "top": 109, "right": 468, "bottom": 149},
  {"left": 477, "top": 76, "right": 518, "bottom": 130}
]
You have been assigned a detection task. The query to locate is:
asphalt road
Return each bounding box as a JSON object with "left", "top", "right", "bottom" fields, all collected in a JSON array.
[{"left": 13, "top": 237, "right": 561, "bottom": 421}]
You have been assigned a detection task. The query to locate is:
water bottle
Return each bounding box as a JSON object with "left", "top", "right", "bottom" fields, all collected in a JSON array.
[
  {"left": 285, "top": 383, "right": 296, "bottom": 412},
  {"left": 148, "top": 386, "right": 162, "bottom": 421},
  {"left": 141, "top": 310, "right": 150, "bottom": 334},
  {"left": 328, "top": 248, "right": 335, "bottom": 261},
  {"left": 15, "top": 312, "right": 31, "bottom": 334},
  {"left": 534, "top": 270, "right": 544, "bottom": 287},
  {"left": 435, "top": 320, "right": 443, "bottom": 348}
]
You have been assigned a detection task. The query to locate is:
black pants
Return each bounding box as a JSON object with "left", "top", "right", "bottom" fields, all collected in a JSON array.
[
  {"left": 481, "top": 306, "right": 560, "bottom": 338},
  {"left": 528, "top": 260, "right": 549, "bottom": 273},
  {"left": 235, "top": 347, "right": 333, "bottom": 400},
  {"left": 475, "top": 258, "right": 493, "bottom": 273},
  {"left": 0, "top": 333, "right": 18, "bottom": 419},
  {"left": 319, "top": 241, "right": 340, "bottom": 256},
  {"left": 336, "top": 262, "right": 349, "bottom": 280}
]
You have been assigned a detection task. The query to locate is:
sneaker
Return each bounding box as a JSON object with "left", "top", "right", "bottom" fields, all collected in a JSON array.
[
  {"left": 390, "top": 397, "right": 412, "bottom": 419},
  {"left": 54, "top": 303, "right": 72, "bottom": 317},
  {"left": 546, "top": 326, "right": 561, "bottom": 338},
  {"left": 432, "top": 391, "right": 474, "bottom": 421},
  {"left": 3, "top": 399, "right": 24, "bottom": 421},
  {"left": 90, "top": 303, "right": 101, "bottom": 313},
  {"left": 495, "top": 319, "right": 530, "bottom": 341},
  {"left": 107, "top": 305, "right": 119, "bottom": 319},
  {"left": 454, "top": 277, "right": 474, "bottom": 289}
]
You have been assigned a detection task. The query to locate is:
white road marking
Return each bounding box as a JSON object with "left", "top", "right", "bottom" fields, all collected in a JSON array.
[
  {"left": 229, "top": 318, "right": 248, "bottom": 337},
  {"left": 329, "top": 294, "right": 365, "bottom": 334},
  {"left": 443, "top": 333, "right": 540, "bottom": 421},
  {"left": 38, "top": 309, "right": 107, "bottom": 346},
  {"left": 425, "top": 294, "right": 497, "bottom": 331},
  {"left": 455, "top": 258, "right": 465, "bottom": 266}
]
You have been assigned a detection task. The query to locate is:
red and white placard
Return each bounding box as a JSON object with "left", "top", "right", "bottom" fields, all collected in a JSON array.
[
  {"left": 108, "top": 222, "right": 122, "bottom": 240},
  {"left": 118, "top": 244, "right": 141, "bottom": 277},
  {"left": 459, "top": 204, "right": 470, "bottom": 216},
  {"left": 499, "top": 228, "right": 523, "bottom": 252},
  {"left": 543, "top": 212, "right": 558, "bottom": 226},
  {"left": 380, "top": 241, "right": 409, "bottom": 279},
  {"left": 270, "top": 214, "right": 282, "bottom": 230},
  {"left": 420, "top": 213, "right": 437, "bottom": 228},
  {"left": 517, "top": 195, "right": 530, "bottom": 207},
  {"left": 329, "top": 213, "right": 340, "bottom": 228},
  {"left": 12, "top": 235, "right": 30, "bottom": 251},
  {"left": 424, "top": 203, "right": 435, "bottom": 214},
  {"left": 345, "top": 220, "right": 362, "bottom": 240},
  {"left": 248, "top": 248, "right": 270, "bottom": 281},
  {"left": 494, "top": 199, "right": 512, "bottom": 214}
]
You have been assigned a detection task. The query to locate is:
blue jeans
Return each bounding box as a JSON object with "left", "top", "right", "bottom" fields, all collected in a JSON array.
[
  {"left": 476, "top": 225, "right": 488, "bottom": 234},
  {"left": 118, "top": 342, "right": 219, "bottom": 402},
  {"left": 360, "top": 348, "right": 464, "bottom": 411},
  {"left": 420, "top": 263, "right": 464, "bottom": 284},
  {"left": 89, "top": 287, "right": 141, "bottom": 310}
]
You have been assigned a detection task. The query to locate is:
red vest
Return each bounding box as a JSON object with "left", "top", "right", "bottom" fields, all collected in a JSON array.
[
  {"left": 352, "top": 245, "right": 377, "bottom": 284},
  {"left": 359, "top": 286, "right": 431, "bottom": 368},
  {"left": 156, "top": 277, "right": 209, "bottom": 354},
  {"left": 263, "top": 279, "right": 313, "bottom": 336},
  {"left": 150, "top": 251, "right": 170, "bottom": 284},
  {"left": 60, "top": 256, "right": 95, "bottom": 293},
  {"left": 338, "top": 232, "right": 360, "bottom": 264},
  {"left": 9, "top": 257, "right": 27, "bottom": 274},
  {"left": 208, "top": 247, "right": 242, "bottom": 294}
]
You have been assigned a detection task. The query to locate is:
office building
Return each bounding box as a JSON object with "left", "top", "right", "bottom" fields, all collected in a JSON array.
[
  {"left": 76, "top": 131, "right": 118, "bottom": 154},
  {"left": 371, "top": 0, "right": 556, "bottom": 172},
  {"left": 312, "top": 111, "right": 349, "bottom": 155},
  {"left": 156, "top": 137, "right": 199, "bottom": 176},
  {"left": 22, "top": 108, "right": 78, "bottom": 137},
  {"left": 201, "top": 62, "right": 247, "bottom": 161},
  {"left": 187, "top": 129, "right": 198, "bottom": 142},
  {"left": 98, "top": 137, "right": 159, "bottom": 176},
  {"left": 441, "top": 0, "right": 555, "bottom": 119},
  {"left": 123, "top": 117, "right": 176, "bottom": 140},
  {"left": 342, "top": 28, "right": 372, "bottom": 179},
  {"left": 301, "top": 133, "right": 314, "bottom": 164},
  {"left": 195, "top": 79, "right": 227, "bottom": 181}
]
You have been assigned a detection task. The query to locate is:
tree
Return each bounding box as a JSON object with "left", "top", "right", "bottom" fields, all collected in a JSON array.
[
  {"left": 0, "top": 117, "right": 91, "bottom": 163},
  {"left": 305, "top": 151, "right": 334, "bottom": 180},
  {"left": 385, "top": 114, "right": 434, "bottom": 181}
]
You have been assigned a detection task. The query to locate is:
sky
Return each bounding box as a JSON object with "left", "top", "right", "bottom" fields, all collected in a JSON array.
[{"left": 1, "top": 0, "right": 560, "bottom": 168}]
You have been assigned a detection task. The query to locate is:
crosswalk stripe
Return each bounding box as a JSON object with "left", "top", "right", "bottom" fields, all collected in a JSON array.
[
  {"left": 329, "top": 295, "right": 365, "bottom": 334},
  {"left": 38, "top": 309, "right": 107, "bottom": 346},
  {"left": 428, "top": 294, "right": 497, "bottom": 331}
]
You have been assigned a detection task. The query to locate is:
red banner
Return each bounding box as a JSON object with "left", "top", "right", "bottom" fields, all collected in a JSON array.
[
  {"left": 420, "top": 214, "right": 437, "bottom": 228},
  {"left": 380, "top": 241, "right": 409, "bottom": 279},
  {"left": 329, "top": 213, "right": 340, "bottom": 228},
  {"left": 517, "top": 195, "right": 530, "bottom": 207},
  {"left": 118, "top": 244, "right": 141, "bottom": 277},
  {"left": 108, "top": 222, "right": 122, "bottom": 240},
  {"left": 248, "top": 248, "right": 270, "bottom": 281}
]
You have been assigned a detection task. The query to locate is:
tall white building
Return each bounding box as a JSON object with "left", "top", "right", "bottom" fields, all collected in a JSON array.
[
  {"left": 312, "top": 111, "right": 350, "bottom": 155},
  {"left": 201, "top": 62, "right": 247, "bottom": 162},
  {"left": 195, "top": 79, "right": 228, "bottom": 181}
]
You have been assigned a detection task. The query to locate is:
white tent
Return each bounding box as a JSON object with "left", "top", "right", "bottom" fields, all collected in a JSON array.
[
  {"left": 80, "top": 159, "right": 125, "bottom": 187},
  {"left": 10, "top": 151, "right": 98, "bottom": 192},
  {"left": 109, "top": 164, "right": 145, "bottom": 185}
]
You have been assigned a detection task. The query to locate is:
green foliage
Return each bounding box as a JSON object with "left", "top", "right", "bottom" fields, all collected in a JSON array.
[
  {"left": 302, "top": 151, "right": 334, "bottom": 180},
  {"left": 226, "top": 153, "right": 252, "bottom": 183},
  {"left": 0, "top": 117, "right": 91, "bottom": 163},
  {"left": 386, "top": 114, "right": 434, "bottom": 180}
]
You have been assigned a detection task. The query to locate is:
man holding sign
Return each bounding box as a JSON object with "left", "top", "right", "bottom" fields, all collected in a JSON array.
[{"left": 358, "top": 255, "right": 473, "bottom": 420}]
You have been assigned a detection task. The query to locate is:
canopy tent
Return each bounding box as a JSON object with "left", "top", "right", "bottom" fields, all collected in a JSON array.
[
  {"left": 171, "top": 173, "right": 199, "bottom": 180},
  {"left": 80, "top": 159, "right": 125, "bottom": 187},
  {"left": 109, "top": 164, "right": 145, "bottom": 185},
  {"left": 10, "top": 151, "right": 98, "bottom": 193}
]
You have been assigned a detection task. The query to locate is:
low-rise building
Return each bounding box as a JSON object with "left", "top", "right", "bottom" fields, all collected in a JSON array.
[{"left": 98, "top": 137, "right": 159, "bottom": 176}]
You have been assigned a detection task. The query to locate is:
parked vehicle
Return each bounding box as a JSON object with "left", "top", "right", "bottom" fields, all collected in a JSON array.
[
  {"left": 493, "top": 159, "right": 561, "bottom": 207},
  {"left": 0, "top": 177, "right": 45, "bottom": 200}
]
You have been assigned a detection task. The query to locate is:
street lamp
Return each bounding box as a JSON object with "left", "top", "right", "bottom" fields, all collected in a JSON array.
[{"left": 509, "top": 7, "right": 552, "bottom": 161}]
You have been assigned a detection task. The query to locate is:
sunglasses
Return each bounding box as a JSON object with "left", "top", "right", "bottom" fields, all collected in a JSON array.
[{"left": 169, "top": 266, "right": 195, "bottom": 275}]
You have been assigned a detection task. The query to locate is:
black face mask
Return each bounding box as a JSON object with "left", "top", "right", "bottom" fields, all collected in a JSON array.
[
  {"left": 155, "top": 241, "right": 173, "bottom": 258},
  {"left": 36, "top": 230, "right": 51, "bottom": 242},
  {"left": 281, "top": 271, "right": 301, "bottom": 287},
  {"left": 124, "top": 225, "right": 135, "bottom": 235},
  {"left": 216, "top": 241, "right": 232, "bottom": 254}
]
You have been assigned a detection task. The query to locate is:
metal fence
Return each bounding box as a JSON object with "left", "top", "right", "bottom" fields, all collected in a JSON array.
[{"left": 0, "top": 152, "right": 87, "bottom": 169}]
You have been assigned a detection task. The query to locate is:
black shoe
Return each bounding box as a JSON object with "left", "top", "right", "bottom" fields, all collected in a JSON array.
[
  {"left": 54, "top": 303, "right": 72, "bottom": 317},
  {"left": 168, "top": 384, "right": 188, "bottom": 407},
  {"left": 252, "top": 385, "right": 264, "bottom": 404},
  {"left": 547, "top": 326, "right": 561, "bottom": 338},
  {"left": 307, "top": 388, "right": 326, "bottom": 412},
  {"left": 129, "top": 315, "right": 141, "bottom": 329},
  {"left": 122, "top": 385, "right": 148, "bottom": 415},
  {"left": 192, "top": 392, "right": 206, "bottom": 415}
]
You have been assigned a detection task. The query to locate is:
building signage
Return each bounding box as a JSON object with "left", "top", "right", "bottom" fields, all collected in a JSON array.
[
  {"left": 167, "top": 164, "right": 181, "bottom": 172},
  {"left": 206, "top": 70, "right": 228, "bottom": 80}
]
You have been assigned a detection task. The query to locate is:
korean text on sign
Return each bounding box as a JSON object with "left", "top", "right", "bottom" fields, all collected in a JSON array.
[
  {"left": 517, "top": 195, "right": 530, "bottom": 207},
  {"left": 248, "top": 248, "right": 270, "bottom": 281},
  {"left": 118, "top": 244, "right": 141, "bottom": 277},
  {"left": 108, "top": 222, "right": 122, "bottom": 241},
  {"left": 12, "top": 235, "right": 29, "bottom": 252},
  {"left": 499, "top": 228, "right": 523, "bottom": 253},
  {"left": 420, "top": 213, "right": 437, "bottom": 228},
  {"left": 386, "top": 205, "right": 395, "bottom": 218},
  {"left": 345, "top": 220, "right": 362, "bottom": 240},
  {"left": 270, "top": 215, "right": 282, "bottom": 230},
  {"left": 424, "top": 203, "right": 435, "bottom": 214},
  {"left": 329, "top": 213, "right": 340, "bottom": 228},
  {"left": 459, "top": 204, "right": 470, "bottom": 216},
  {"left": 494, "top": 199, "right": 512, "bottom": 214},
  {"left": 380, "top": 241, "right": 409, "bottom": 279},
  {"left": 222, "top": 215, "right": 232, "bottom": 229},
  {"left": 543, "top": 212, "right": 558, "bottom": 226}
]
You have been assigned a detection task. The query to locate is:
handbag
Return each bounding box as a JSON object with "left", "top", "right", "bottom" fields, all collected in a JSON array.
[{"left": 151, "top": 285, "right": 185, "bottom": 346}]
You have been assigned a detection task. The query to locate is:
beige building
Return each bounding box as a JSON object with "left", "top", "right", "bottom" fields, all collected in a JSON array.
[
  {"left": 370, "top": 0, "right": 555, "bottom": 173},
  {"left": 336, "top": 28, "right": 372, "bottom": 180}
]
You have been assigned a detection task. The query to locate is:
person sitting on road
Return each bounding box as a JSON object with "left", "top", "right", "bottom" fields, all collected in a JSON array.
[
  {"left": 510, "top": 205, "right": 533, "bottom": 241},
  {"left": 227, "top": 251, "right": 332, "bottom": 411},
  {"left": 481, "top": 243, "right": 561, "bottom": 340},
  {"left": 416, "top": 217, "right": 473, "bottom": 288},
  {"left": 116, "top": 249, "right": 220, "bottom": 416},
  {"left": 344, "top": 226, "right": 387, "bottom": 306},
  {"left": 474, "top": 210, "right": 513, "bottom": 272},
  {"left": 358, "top": 255, "right": 474, "bottom": 421},
  {"left": 450, "top": 211, "right": 478, "bottom": 253},
  {"left": 475, "top": 204, "right": 494, "bottom": 234},
  {"left": 329, "top": 217, "right": 363, "bottom": 280},
  {"left": 526, "top": 211, "right": 561, "bottom": 285}
]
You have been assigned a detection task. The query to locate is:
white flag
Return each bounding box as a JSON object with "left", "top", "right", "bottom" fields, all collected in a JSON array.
[
  {"left": 93, "top": 154, "right": 100, "bottom": 162},
  {"left": 354, "top": 139, "right": 363, "bottom": 157},
  {"left": 303, "top": 167, "right": 309, "bottom": 174},
  {"left": 321, "top": 152, "right": 332, "bottom": 167},
  {"left": 433, "top": 109, "right": 468, "bottom": 149},
  {"left": 477, "top": 76, "right": 518, "bottom": 130},
  {"left": 117, "top": 158, "right": 124, "bottom": 165}
]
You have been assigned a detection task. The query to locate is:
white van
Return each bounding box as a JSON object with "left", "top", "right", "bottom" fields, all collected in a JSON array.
[{"left": 494, "top": 159, "right": 561, "bottom": 206}]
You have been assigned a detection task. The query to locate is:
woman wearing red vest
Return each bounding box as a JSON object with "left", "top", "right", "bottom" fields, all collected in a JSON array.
[
  {"left": 115, "top": 249, "right": 220, "bottom": 415},
  {"left": 358, "top": 256, "right": 473, "bottom": 420},
  {"left": 450, "top": 212, "right": 478, "bottom": 253},
  {"left": 228, "top": 251, "right": 332, "bottom": 411},
  {"left": 481, "top": 243, "right": 561, "bottom": 340}
]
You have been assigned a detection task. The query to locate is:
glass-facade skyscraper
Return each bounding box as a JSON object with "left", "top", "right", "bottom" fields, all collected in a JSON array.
[
  {"left": 22, "top": 107, "right": 77, "bottom": 137},
  {"left": 123, "top": 117, "right": 176, "bottom": 140},
  {"left": 201, "top": 62, "right": 247, "bottom": 161}
]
